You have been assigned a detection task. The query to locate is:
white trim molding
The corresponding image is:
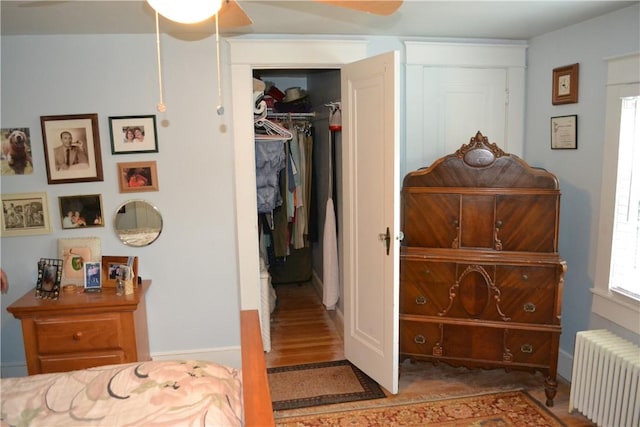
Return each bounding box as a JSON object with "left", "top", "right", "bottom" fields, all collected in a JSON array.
[{"left": 592, "top": 52, "right": 640, "bottom": 335}]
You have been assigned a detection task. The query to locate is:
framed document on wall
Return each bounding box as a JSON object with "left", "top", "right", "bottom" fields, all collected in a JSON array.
[{"left": 551, "top": 115, "right": 578, "bottom": 149}]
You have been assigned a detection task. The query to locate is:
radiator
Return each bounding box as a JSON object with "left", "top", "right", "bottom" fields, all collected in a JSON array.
[{"left": 569, "top": 330, "right": 640, "bottom": 427}]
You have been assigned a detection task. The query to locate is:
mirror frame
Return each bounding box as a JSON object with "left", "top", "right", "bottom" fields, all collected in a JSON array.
[{"left": 114, "top": 199, "right": 163, "bottom": 247}]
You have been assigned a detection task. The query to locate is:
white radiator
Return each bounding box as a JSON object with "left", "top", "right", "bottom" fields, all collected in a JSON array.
[{"left": 569, "top": 330, "right": 640, "bottom": 427}]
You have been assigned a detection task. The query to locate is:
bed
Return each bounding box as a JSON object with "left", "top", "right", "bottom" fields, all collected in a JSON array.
[{"left": 0, "top": 309, "right": 274, "bottom": 427}]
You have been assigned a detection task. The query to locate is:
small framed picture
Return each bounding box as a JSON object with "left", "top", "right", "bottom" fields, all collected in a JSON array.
[
  {"left": 102, "top": 255, "right": 138, "bottom": 288},
  {"left": 109, "top": 115, "right": 159, "bottom": 154},
  {"left": 551, "top": 115, "right": 578, "bottom": 149},
  {"left": 58, "top": 194, "right": 104, "bottom": 229},
  {"left": 1, "top": 128, "right": 34, "bottom": 175},
  {"left": 552, "top": 63, "right": 579, "bottom": 105},
  {"left": 36, "top": 258, "right": 63, "bottom": 299},
  {"left": 40, "top": 114, "right": 104, "bottom": 184},
  {"left": 117, "top": 161, "right": 159, "bottom": 192},
  {"left": 84, "top": 261, "right": 102, "bottom": 292},
  {"left": 1, "top": 192, "right": 52, "bottom": 237},
  {"left": 58, "top": 237, "right": 101, "bottom": 287}
]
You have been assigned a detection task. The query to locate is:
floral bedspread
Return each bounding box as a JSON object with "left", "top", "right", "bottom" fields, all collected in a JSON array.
[{"left": 0, "top": 360, "right": 243, "bottom": 427}]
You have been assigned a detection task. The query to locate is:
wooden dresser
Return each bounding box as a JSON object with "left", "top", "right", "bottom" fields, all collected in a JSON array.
[
  {"left": 7, "top": 280, "right": 151, "bottom": 375},
  {"left": 399, "top": 132, "right": 565, "bottom": 406}
]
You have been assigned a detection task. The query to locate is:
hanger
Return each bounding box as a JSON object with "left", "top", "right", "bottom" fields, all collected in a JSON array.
[{"left": 254, "top": 108, "right": 293, "bottom": 141}]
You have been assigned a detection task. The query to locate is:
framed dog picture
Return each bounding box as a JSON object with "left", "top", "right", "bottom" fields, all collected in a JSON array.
[
  {"left": 1, "top": 192, "right": 52, "bottom": 237},
  {"left": 58, "top": 194, "right": 104, "bottom": 229},
  {"left": 40, "top": 114, "right": 104, "bottom": 184},
  {"left": 1, "top": 128, "right": 33, "bottom": 175},
  {"left": 109, "top": 115, "right": 159, "bottom": 154},
  {"left": 117, "top": 161, "right": 159, "bottom": 193}
]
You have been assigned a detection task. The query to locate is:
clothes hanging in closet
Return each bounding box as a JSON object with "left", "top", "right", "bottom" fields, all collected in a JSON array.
[{"left": 257, "top": 117, "right": 314, "bottom": 259}]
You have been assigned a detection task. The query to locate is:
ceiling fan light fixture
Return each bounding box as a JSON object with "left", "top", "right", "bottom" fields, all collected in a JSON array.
[{"left": 146, "top": 0, "right": 222, "bottom": 24}]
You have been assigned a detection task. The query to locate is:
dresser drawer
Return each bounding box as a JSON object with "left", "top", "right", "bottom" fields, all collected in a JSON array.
[
  {"left": 400, "top": 260, "right": 455, "bottom": 316},
  {"left": 401, "top": 320, "right": 556, "bottom": 368},
  {"left": 399, "top": 319, "right": 442, "bottom": 356},
  {"left": 495, "top": 265, "right": 560, "bottom": 324},
  {"left": 34, "top": 314, "right": 125, "bottom": 354},
  {"left": 505, "top": 329, "right": 555, "bottom": 365},
  {"left": 39, "top": 352, "right": 126, "bottom": 374}
]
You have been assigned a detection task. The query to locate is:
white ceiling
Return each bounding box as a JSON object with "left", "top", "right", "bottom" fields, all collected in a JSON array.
[{"left": 1, "top": 1, "right": 637, "bottom": 40}]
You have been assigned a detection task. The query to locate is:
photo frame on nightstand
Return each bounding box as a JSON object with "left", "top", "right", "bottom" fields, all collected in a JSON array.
[
  {"left": 84, "top": 261, "right": 102, "bottom": 292},
  {"left": 36, "top": 258, "right": 63, "bottom": 299}
]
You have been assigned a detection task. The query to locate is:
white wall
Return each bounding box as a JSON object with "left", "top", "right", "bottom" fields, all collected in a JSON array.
[
  {"left": 525, "top": 4, "right": 640, "bottom": 378},
  {"left": 1, "top": 34, "right": 242, "bottom": 375}
]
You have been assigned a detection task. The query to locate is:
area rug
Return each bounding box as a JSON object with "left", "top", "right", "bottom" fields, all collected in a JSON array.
[
  {"left": 275, "top": 390, "right": 566, "bottom": 426},
  {"left": 267, "top": 359, "right": 386, "bottom": 411}
]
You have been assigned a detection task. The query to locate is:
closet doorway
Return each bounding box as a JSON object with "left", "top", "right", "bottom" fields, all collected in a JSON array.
[
  {"left": 229, "top": 40, "right": 400, "bottom": 394},
  {"left": 253, "top": 68, "right": 340, "bottom": 304}
]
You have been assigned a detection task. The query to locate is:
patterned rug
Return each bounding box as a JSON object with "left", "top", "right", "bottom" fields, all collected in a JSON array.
[
  {"left": 267, "top": 360, "right": 386, "bottom": 411},
  {"left": 275, "top": 390, "right": 566, "bottom": 426}
]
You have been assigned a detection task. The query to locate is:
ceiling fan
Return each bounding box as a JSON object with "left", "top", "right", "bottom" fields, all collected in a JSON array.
[{"left": 150, "top": 0, "right": 404, "bottom": 28}]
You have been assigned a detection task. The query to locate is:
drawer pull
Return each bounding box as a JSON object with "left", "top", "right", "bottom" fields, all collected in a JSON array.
[
  {"left": 423, "top": 269, "right": 431, "bottom": 275},
  {"left": 414, "top": 335, "right": 426, "bottom": 345},
  {"left": 452, "top": 219, "right": 459, "bottom": 227},
  {"left": 415, "top": 296, "right": 428, "bottom": 305},
  {"left": 521, "top": 344, "right": 533, "bottom": 353},
  {"left": 521, "top": 274, "right": 529, "bottom": 281},
  {"left": 496, "top": 220, "right": 503, "bottom": 228},
  {"left": 72, "top": 332, "right": 83, "bottom": 341},
  {"left": 523, "top": 302, "right": 536, "bottom": 313}
]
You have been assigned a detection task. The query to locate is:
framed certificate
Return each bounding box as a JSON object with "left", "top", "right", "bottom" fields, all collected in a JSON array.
[{"left": 551, "top": 115, "right": 578, "bottom": 149}]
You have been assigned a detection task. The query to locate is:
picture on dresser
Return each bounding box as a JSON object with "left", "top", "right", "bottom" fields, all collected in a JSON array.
[
  {"left": 1, "top": 192, "right": 52, "bottom": 237},
  {"left": 36, "top": 258, "right": 63, "bottom": 299},
  {"left": 58, "top": 194, "right": 104, "bottom": 229},
  {"left": 58, "top": 237, "right": 101, "bottom": 287},
  {"left": 102, "top": 255, "right": 138, "bottom": 288},
  {"left": 40, "top": 114, "right": 104, "bottom": 184},
  {"left": 84, "top": 261, "right": 102, "bottom": 292}
]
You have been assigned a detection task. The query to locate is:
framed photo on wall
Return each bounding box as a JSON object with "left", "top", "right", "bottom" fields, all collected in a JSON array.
[
  {"left": 109, "top": 115, "right": 158, "bottom": 154},
  {"left": 1, "top": 128, "right": 34, "bottom": 175},
  {"left": 551, "top": 115, "right": 578, "bottom": 149},
  {"left": 58, "top": 194, "right": 104, "bottom": 229},
  {"left": 1, "top": 192, "right": 52, "bottom": 237},
  {"left": 117, "top": 161, "right": 159, "bottom": 192},
  {"left": 40, "top": 114, "right": 104, "bottom": 184},
  {"left": 552, "top": 63, "right": 579, "bottom": 105}
]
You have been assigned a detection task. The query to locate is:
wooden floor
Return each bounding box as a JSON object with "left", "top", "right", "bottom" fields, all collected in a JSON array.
[{"left": 266, "top": 281, "right": 595, "bottom": 426}]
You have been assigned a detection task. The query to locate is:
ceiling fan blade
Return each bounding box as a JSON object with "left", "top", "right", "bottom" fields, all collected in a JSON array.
[
  {"left": 314, "top": 0, "right": 402, "bottom": 16},
  {"left": 218, "top": 0, "right": 253, "bottom": 29}
]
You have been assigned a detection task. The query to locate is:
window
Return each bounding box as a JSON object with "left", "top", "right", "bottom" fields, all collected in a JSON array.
[
  {"left": 592, "top": 53, "right": 640, "bottom": 334},
  {"left": 609, "top": 96, "right": 640, "bottom": 300}
]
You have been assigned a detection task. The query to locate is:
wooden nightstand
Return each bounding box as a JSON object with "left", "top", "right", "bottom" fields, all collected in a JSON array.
[{"left": 7, "top": 280, "right": 151, "bottom": 375}]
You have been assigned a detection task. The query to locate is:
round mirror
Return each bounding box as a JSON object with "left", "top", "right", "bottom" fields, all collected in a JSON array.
[{"left": 114, "top": 200, "right": 163, "bottom": 247}]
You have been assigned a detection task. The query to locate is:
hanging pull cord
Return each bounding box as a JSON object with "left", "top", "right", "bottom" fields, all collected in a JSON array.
[
  {"left": 155, "top": 11, "right": 166, "bottom": 113},
  {"left": 215, "top": 13, "right": 224, "bottom": 115}
]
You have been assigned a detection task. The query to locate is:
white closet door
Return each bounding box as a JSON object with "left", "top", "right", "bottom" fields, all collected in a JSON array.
[{"left": 342, "top": 50, "right": 400, "bottom": 394}]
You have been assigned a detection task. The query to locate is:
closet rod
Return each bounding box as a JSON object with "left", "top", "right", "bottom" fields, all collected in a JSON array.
[{"left": 266, "top": 111, "right": 316, "bottom": 119}]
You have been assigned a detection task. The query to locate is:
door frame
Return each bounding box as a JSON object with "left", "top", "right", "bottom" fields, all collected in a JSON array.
[{"left": 228, "top": 38, "right": 369, "bottom": 312}]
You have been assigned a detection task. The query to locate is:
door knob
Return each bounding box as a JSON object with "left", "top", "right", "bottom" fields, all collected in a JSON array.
[{"left": 378, "top": 227, "right": 391, "bottom": 255}]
